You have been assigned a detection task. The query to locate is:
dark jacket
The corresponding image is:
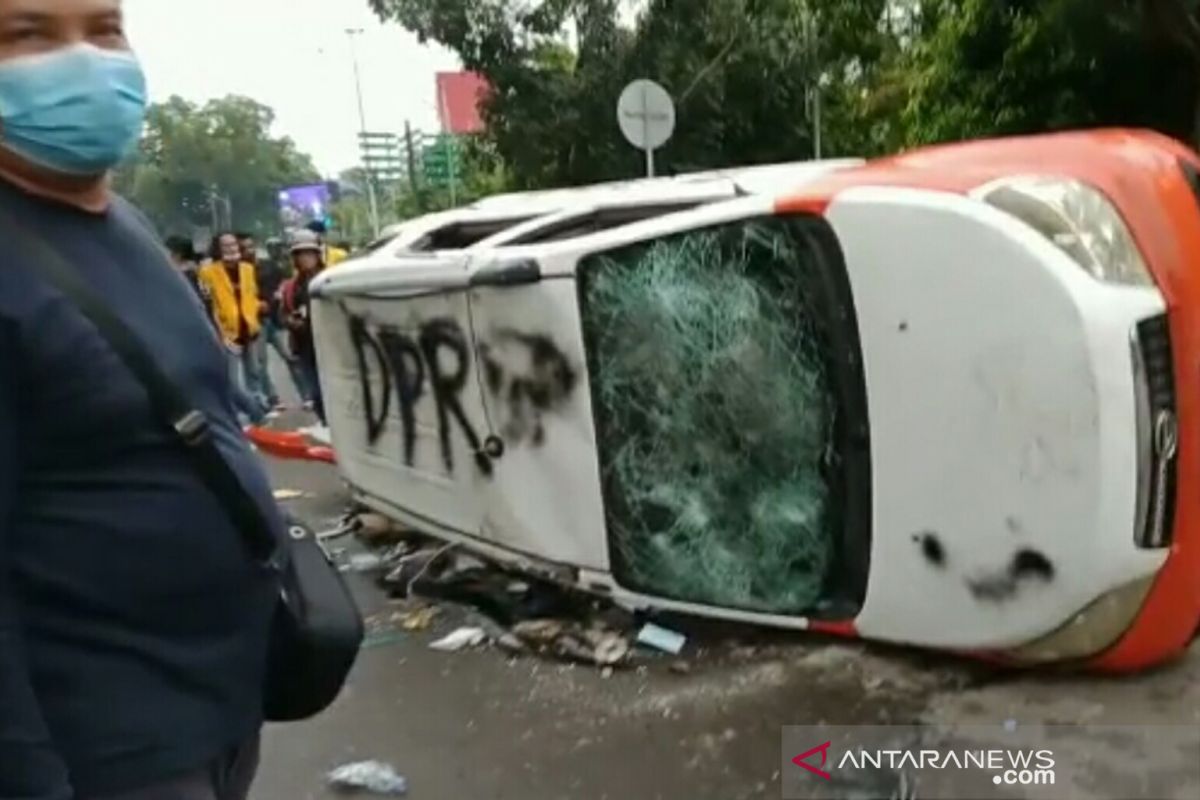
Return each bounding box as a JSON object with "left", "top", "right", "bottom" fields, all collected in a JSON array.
[{"left": 0, "top": 180, "right": 281, "bottom": 798}]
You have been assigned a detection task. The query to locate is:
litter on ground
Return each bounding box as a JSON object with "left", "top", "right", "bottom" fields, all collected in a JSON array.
[
  {"left": 429, "top": 627, "right": 488, "bottom": 652},
  {"left": 327, "top": 760, "right": 408, "bottom": 796},
  {"left": 637, "top": 623, "right": 688, "bottom": 655}
]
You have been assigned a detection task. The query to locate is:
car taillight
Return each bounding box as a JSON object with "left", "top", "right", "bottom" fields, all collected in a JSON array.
[{"left": 1131, "top": 315, "right": 1178, "bottom": 549}]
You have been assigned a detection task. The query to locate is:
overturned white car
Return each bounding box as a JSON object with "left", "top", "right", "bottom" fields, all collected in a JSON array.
[{"left": 309, "top": 132, "right": 1200, "bottom": 672}]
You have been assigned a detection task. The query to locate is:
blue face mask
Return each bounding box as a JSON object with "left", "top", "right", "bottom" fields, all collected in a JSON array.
[{"left": 0, "top": 44, "right": 147, "bottom": 176}]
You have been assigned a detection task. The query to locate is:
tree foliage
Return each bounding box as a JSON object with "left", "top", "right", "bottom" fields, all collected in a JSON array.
[
  {"left": 370, "top": 0, "right": 1200, "bottom": 195},
  {"left": 371, "top": 0, "right": 885, "bottom": 186},
  {"left": 113, "top": 95, "right": 320, "bottom": 238},
  {"left": 897, "top": 0, "right": 1199, "bottom": 146}
]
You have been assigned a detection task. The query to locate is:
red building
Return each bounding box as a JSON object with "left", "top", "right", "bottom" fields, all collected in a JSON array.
[{"left": 436, "top": 71, "right": 490, "bottom": 134}]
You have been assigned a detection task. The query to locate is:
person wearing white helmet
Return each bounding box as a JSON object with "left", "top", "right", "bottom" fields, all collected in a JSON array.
[{"left": 281, "top": 230, "right": 327, "bottom": 422}]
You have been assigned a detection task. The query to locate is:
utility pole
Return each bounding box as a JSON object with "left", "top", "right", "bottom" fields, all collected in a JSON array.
[
  {"left": 803, "top": 7, "right": 823, "bottom": 160},
  {"left": 209, "top": 186, "right": 232, "bottom": 231},
  {"left": 346, "top": 28, "right": 381, "bottom": 237}
]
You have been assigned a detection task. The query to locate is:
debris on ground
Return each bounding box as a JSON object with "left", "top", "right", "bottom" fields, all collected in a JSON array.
[
  {"left": 429, "top": 626, "right": 488, "bottom": 652},
  {"left": 636, "top": 623, "right": 688, "bottom": 655},
  {"left": 345, "top": 552, "right": 385, "bottom": 573},
  {"left": 511, "top": 619, "right": 631, "bottom": 667},
  {"left": 394, "top": 606, "right": 439, "bottom": 632},
  {"left": 327, "top": 760, "right": 408, "bottom": 796},
  {"left": 271, "top": 488, "right": 309, "bottom": 500},
  {"left": 353, "top": 512, "right": 411, "bottom": 547},
  {"left": 339, "top": 506, "right": 805, "bottom": 673}
]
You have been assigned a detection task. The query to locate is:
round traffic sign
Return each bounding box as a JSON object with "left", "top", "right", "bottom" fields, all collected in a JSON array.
[{"left": 617, "top": 79, "right": 676, "bottom": 151}]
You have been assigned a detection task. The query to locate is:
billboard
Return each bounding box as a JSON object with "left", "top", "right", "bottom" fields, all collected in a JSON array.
[
  {"left": 436, "top": 71, "right": 490, "bottom": 134},
  {"left": 277, "top": 183, "right": 333, "bottom": 229}
]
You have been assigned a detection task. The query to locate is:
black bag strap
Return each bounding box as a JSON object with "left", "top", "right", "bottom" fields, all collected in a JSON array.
[{"left": 0, "top": 211, "right": 278, "bottom": 562}]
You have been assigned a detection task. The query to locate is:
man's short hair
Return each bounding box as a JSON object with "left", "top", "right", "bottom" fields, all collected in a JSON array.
[{"left": 165, "top": 235, "right": 195, "bottom": 262}]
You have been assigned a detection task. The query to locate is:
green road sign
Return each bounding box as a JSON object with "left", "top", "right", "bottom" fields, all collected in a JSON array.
[{"left": 421, "top": 134, "right": 461, "bottom": 187}]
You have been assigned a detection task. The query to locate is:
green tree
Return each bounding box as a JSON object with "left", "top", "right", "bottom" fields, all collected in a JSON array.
[
  {"left": 894, "top": 0, "right": 1199, "bottom": 147},
  {"left": 114, "top": 95, "right": 320, "bottom": 238},
  {"left": 372, "top": 0, "right": 1200, "bottom": 193},
  {"left": 370, "top": 0, "right": 899, "bottom": 187}
]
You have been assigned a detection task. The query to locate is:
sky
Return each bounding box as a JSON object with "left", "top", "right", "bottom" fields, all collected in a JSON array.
[{"left": 124, "top": 0, "right": 461, "bottom": 177}]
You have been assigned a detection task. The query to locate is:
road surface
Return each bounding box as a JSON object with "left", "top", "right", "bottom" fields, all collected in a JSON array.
[{"left": 252, "top": 441, "right": 1200, "bottom": 800}]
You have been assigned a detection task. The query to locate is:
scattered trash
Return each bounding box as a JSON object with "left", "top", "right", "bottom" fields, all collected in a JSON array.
[
  {"left": 496, "top": 632, "right": 528, "bottom": 654},
  {"left": 511, "top": 619, "right": 631, "bottom": 667},
  {"left": 636, "top": 623, "right": 688, "bottom": 655},
  {"left": 507, "top": 580, "right": 531, "bottom": 594},
  {"left": 669, "top": 660, "right": 692, "bottom": 675},
  {"left": 318, "top": 519, "right": 356, "bottom": 542},
  {"left": 353, "top": 512, "right": 412, "bottom": 548},
  {"left": 429, "top": 627, "right": 488, "bottom": 652},
  {"left": 394, "top": 606, "right": 439, "bottom": 631},
  {"left": 601, "top": 666, "right": 614, "bottom": 679},
  {"left": 511, "top": 619, "right": 564, "bottom": 644},
  {"left": 397, "top": 560, "right": 586, "bottom": 625},
  {"left": 346, "top": 553, "right": 385, "bottom": 573},
  {"left": 591, "top": 632, "right": 632, "bottom": 666},
  {"left": 327, "top": 760, "right": 408, "bottom": 796},
  {"left": 272, "top": 488, "right": 308, "bottom": 500},
  {"left": 381, "top": 544, "right": 460, "bottom": 599},
  {"left": 300, "top": 424, "right": 333, "bottom": 446}
]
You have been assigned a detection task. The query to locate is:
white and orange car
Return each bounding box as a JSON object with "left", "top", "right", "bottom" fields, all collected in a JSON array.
[{"left": 308, "top": 130, "right": 1200, "bottom": 672}]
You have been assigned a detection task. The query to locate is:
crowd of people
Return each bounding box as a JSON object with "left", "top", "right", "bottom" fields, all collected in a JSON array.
[{"left": 163, "top": 221, "right": 349, "bottom": 427}]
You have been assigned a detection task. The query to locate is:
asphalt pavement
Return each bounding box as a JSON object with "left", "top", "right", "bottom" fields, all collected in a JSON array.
[
  {"left": 250, "top": 433, "right": 1200, "bottom": 800},
  {"left": 252, "top": 361, "right": 1200, "bottom": 800}
]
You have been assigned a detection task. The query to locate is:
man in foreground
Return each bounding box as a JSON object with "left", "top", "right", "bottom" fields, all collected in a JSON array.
[{"left": 0, "top": 1, "right": 281, "bottom": 797}]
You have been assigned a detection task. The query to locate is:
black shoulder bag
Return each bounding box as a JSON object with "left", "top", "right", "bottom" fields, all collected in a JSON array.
[{"left": 1, "top": 212, "right": 364, "bottom": 722}]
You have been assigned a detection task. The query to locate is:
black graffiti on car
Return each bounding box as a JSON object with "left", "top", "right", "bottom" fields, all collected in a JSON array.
[
  {"left": 966, "top": 548, "right": 1055, "bottom": 602},
  {"left": 478, "top": 329, "right": 577, "bottom": 447},
  {"left": 347, "top": 315, "right": 577, "bottom": 475}
]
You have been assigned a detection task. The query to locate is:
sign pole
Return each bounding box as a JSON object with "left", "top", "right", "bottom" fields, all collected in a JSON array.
[{"left": 618, "top": 79, "right": 675, "bottom": 181}]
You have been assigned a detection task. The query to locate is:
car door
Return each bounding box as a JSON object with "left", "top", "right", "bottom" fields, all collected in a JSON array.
[{"left": 311, "top": 255, "right": 494, "bottom": 538}]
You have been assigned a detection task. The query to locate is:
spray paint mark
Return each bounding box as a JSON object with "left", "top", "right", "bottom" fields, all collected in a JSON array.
[
  {"left": 377, "top": 327, "right": 424, "bottom": 466},
  {"left": 912, "top": 531, "right": 945, "bottom": 567},
  {"left": 348, "top": 315, "right": 391, "bottom": 446},
  {"left": 419, "top": 318, "right": 491, "bottom": 476},
  {"left": 478, "top": 329, "right": 577, "bottom": 447},
  {"left": 348, "top": 315, "right": 576, "bottom": 475},
  {"left": 966, "top": 548, "right": 1055, "bottom": 602}
]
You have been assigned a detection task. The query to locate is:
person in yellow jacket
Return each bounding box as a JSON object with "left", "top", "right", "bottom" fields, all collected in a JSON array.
[{"left": 199, "top": 233, "right": 270, "bottom": 418}]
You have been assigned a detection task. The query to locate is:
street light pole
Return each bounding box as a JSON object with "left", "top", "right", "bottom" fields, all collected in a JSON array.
[
  {"left": 345, "top": 27, "right": 381, "bottom": 237},
  {"left": 803, "top": 7, "right": 823, "bottom": 160}
]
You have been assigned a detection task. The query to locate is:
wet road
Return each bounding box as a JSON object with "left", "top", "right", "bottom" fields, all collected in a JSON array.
[{"left": 252, "top": 444, "right": 1200, "bottom": 800}]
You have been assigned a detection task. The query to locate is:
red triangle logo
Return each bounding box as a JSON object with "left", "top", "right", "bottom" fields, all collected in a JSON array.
[{"left": 792, "top": 741, "right": 832, "bottom": 780}]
